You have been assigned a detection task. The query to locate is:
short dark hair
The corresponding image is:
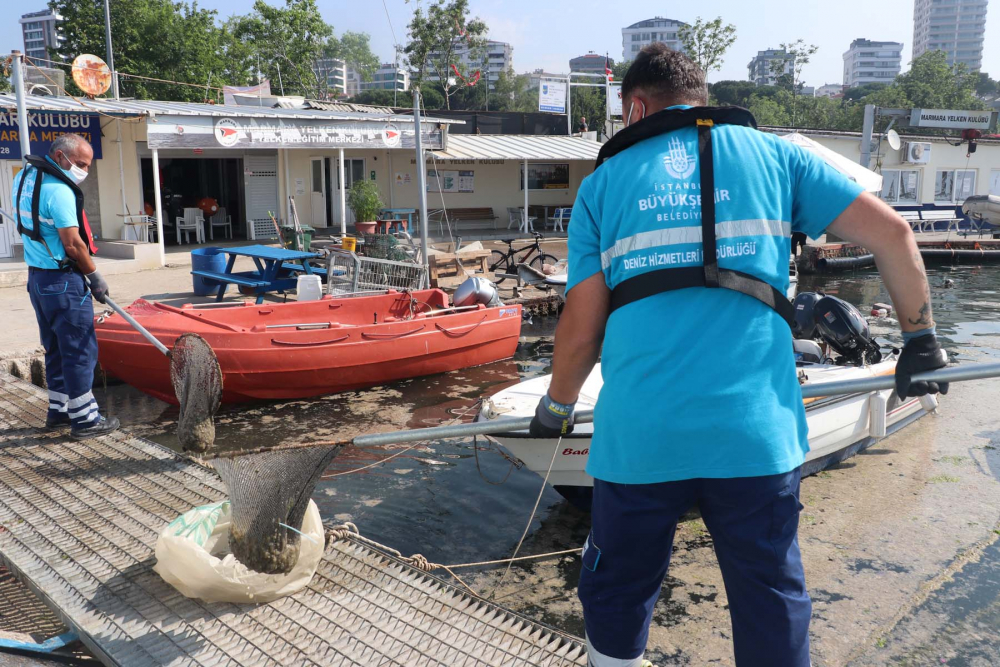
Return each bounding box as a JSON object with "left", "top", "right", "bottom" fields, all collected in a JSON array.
[{"left": 621, "top": 43, "right": 708, "bottom": 107}]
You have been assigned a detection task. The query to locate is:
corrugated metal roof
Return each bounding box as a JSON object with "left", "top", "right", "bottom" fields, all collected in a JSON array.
[
  {"left": 304, "top": 100, "right": 396, "bottom": 114},
  {"left": 0, "top": 94, "right": 461, "bottom": 124},
  {"left": 432, "top": 134, "right": 601, "bottom": 161}
]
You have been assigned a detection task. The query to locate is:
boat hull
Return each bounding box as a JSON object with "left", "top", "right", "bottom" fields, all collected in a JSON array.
[
  {"left": 481, "top": 360, "right": 930, "bottom": 490},
  {"left": 96, "top": 292, "right": 522, "bottom": 404}
]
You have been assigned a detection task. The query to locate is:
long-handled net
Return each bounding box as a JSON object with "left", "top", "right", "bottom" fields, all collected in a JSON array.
[
  {"left": 170, "top": 333, "right": 223, "bottom": 453},
  {"left": 209, "top": 443, "right": 345, "bottom": 574}
]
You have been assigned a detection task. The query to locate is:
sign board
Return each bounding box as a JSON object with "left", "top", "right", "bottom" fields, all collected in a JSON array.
[
  {"left": 607, "top": 83, "right": 623, "bottom": 117},
  {"left": 909, "top": 109, "right": 997, "bottom": 130},
  {"left": 427, "top": 169, "right": 474, "bottom": 193},
  {"left": 539, "top": 78, "right": 567, "bottom": 114},
  {"left": 294, "top": 178, "right": 306, "bottom": 195},
  {"left": 0, "top": 111, "right": 103, "bottom": 160},
  {"left": 147, "top": 115, "right": 445, "bottom": 150}
]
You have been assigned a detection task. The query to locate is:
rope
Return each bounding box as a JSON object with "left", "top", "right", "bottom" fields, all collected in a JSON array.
[
  {"left": 488, "top": 435, "right": 561, "bottom": 600},
  {"left": 19, "top": 56, "right": 145, "bottom": 124}
]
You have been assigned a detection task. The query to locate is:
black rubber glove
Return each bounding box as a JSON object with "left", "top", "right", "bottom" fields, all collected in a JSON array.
[
  {"left": 529, "top": 393, "right": 576, "bottom": 438},
  {"left": 896, "top": 333, "right": 949, "bottom": 398},
  {"left": 85, "top": 270, "right": 110, "bottom": 304}
]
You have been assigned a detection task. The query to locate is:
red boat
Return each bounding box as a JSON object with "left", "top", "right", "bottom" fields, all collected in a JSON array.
[{"left": 95, "top": 290, "right": 522, "bottom": 404}]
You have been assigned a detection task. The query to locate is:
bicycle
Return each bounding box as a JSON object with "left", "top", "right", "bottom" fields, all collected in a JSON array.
[{"left": 488, "top": 232, "right": 559, "bottom": 285}]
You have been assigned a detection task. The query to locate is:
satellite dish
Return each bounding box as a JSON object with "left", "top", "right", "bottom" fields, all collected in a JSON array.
[
  {"left": 887, "top": 129, "right": 901, "bottom": 151},
  {"left": 71, "top": 54, "right": 112, "bottom": 97}
]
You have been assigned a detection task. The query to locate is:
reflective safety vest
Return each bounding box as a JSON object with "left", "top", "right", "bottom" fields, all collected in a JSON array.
[
  {"left": 595, "top": 106, "right": 795, "bottom": 327},
  {"left": 15, "top": 155, "right": 97, "bottom": 268}
]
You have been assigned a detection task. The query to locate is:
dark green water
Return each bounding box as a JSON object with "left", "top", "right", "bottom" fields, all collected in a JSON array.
[{"left": 97, "top": 264, "right": 1000, "bottom": 662}]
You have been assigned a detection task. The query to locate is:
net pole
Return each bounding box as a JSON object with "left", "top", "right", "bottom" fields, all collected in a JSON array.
[{"left": 413, "top": 87, "right": 431, "bottom": 287}]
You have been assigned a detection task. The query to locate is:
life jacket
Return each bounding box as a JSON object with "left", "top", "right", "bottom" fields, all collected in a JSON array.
[
  {"left": 595, "top": 106, "right": 794, "bottom": 328},
  {"left": 15, "top": 155, "right": 97, "bottom": 268}
]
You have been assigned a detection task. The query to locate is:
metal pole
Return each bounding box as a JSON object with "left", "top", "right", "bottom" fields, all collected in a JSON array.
[
  {"left": 566, "top": 74, "right": 572, "bottom": 135},
  {"left": 860, "top": 104, "right": 875, "bottom": 168},
  {"left": 103, "top": 0, "right": 119, "bottom": 99},
  {"left": 11, "top": 51, "right": 31, "bottom": 164},
  {"left": 283, "top": 149, "right": 292, "bottom": 226},
  {"left": 337, "top": 148, "right": 346, "bottom": 237},
  {"left": 352, "top": 362, "right": 1000, "bottom": 447},
  {"left": 523, "top": 159, "right": 529, "bottom": 233},
  {"left": 151, "top": 148, "right": 166, "bottom": 266},
  {"left": 413, "top": 88, "right": 430, "bottom": 285},
  {"left": 116, "top": 122, "right": 128, "bottom": 237}
]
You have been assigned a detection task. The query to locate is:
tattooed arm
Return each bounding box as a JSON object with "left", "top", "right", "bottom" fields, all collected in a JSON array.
[{"left": 826, "top": 192, "right": 934, "bottom": 333}]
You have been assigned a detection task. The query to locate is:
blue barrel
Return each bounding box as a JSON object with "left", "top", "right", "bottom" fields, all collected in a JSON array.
[{"left": 191, "top": 247, "right": 226, "bottom": 296}]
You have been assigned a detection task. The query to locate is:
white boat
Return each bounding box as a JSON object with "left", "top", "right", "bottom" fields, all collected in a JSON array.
[{"left": 479, "top": 357, "right": 934, "bottom": 505}]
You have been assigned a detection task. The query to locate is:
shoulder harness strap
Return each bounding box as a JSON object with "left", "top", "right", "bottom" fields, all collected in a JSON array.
[
  {"left": 599, "top": 107, "right": 795, "bottom": 328},
  {"left": 15, "top": 155, "right": 93, "bottom": 260}
]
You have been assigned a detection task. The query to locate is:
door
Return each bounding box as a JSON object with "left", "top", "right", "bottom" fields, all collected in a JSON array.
[
  {"left": 991, "top": 169, "right": 1000, "bottom": 197},
  {"left": 310, "top": 158, "right": 327, "bottom": 227},
  {"left": 334, "top": 158, "right": 365, "bottom": 226},
  {"left": 244, "top": 154, "right": 279, "bottom": 240}
]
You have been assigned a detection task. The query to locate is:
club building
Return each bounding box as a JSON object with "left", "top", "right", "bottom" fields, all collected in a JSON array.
[{"left": 0, "top": 95, "right": 599, "bottom": 264}]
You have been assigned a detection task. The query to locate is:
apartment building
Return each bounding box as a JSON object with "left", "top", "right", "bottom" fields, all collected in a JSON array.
[
  {"left": 425, "top": 40, "right": 513, "bottom": 91},
  {"left": 621, "top": 17, "right": 686, "bottom": 62},
  {"left": 843, "top": 39, "right": 904, "bottom": 87},
  {"left": 19, "top": 9, "right": 63, "bottom": 64},
  {"left": 748, "top": 49, "right": 794, "bottom": 86},
  {"left": 912, "top": 0, "right": 988, "bottom": 70}
]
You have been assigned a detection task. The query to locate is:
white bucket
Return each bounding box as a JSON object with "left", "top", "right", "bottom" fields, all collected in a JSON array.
[{"left": 296, "top": 274, "right": 323, "bottom": 301}]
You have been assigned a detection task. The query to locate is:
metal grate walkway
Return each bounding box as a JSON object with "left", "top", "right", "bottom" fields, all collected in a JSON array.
[{"left": 0, "top": 373, "right": 586, "bottom": 666}]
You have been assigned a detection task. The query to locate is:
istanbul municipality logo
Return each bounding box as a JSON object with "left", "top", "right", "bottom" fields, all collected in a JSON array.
[{"left": 663, "top": 136, "right": 697, "bottom": 179}]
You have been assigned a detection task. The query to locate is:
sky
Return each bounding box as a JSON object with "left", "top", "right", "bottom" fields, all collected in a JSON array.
[{"left": 3, "top": 0, "right": 998, "bottom": 87}]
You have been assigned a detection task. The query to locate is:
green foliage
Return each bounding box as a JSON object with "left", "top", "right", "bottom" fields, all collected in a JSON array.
[
  {"left": 709, "top": 80, "right": 757, "bottom": 107},
  {"left": 351, "top": 89, "right": 400, "bottom": 106},
  {"left": 51, "top": 0, "right": 242, "bottom": 101},
  {"left": 346, "top": 179, "right": 384, "bottom": 223},
  {"left": 748, "top": 93, "right": 792, "bottom": 126},
  {"left": 404, "top": 0, "right": 487, "bottom": 109},
  {"left": 975, "top": 72, "right": 998, "bottom": 99},
  {"left": 569, "top": 85, "right": 606, "bottom": 135},
  {"left": 678, "top": 17, "right": 737, "bottom": 74},
  {"left": 892, "top": 51, "right": 985, "bottom": 110},
  {"left": 486, "top": 69, "right": 536, "bottom": 112},
  {"left": 326, "top": 31, "right": 380, "bottom": 82},
  {"left": 611, "top": 60, "right": 631, "bottom": 81},
  {"left": 231, "top": 0, "right": 332, "bottom": 97},
  {"left": 843, "top": 82, "right": 888, "bottom": 102},
  {"left": 0, "top": 72, "right": 10, "bottom": 94}
]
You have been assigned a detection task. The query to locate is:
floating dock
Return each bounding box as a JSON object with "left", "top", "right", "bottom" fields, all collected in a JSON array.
[
  {"left": 800, "top": 239, "right": 1000, "bottom": 273},
  {"left": 0, "top": 372, "right": 586, "bottom": 666}
]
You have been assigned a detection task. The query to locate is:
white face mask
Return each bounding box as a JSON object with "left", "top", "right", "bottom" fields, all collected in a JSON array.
[
  {"left": 57, "top": 152, "right": 88, "bottom": 184},
  {"left": 67, "top": 163, "right": 88, "bottom": 184},
  {"left": 625, "top": 99, "right": 646, "bottom": 127}
]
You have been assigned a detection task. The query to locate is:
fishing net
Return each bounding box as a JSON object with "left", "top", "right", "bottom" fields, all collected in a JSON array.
[
  {"left": 210, "top": 443, "right": 345, "bottom": 574},
  {"left": 170, "top": 333, "right": 223, "bottom": 453}
]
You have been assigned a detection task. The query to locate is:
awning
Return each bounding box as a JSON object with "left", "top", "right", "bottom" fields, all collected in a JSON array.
[
  {"left": 431, "top": 134, "right": 601, "bottom": 161},
  {"left": 780, "top": 131, "right": 883, "bottom": 193}
]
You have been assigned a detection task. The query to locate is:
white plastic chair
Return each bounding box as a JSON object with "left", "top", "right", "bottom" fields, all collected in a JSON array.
[
  {"left": 176, "top": 208, "right": 205, "bottom": 245},
  {"left": 518, "top": 207, "right": 535, "bottom": 234},
  {"left": 508, "top": 207, "right": 535, "bottom": 233},
  {"left": 550, "top": 208, "right": 572, "bottom": 233},
  {"left": 209, "top": 207, "right": 233, "bottom": 240}
]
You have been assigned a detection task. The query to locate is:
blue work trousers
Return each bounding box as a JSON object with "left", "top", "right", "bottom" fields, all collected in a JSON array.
[
  {"left": 579, "top": 468, "right": 810, "bottom": 666},
  {"left": 27, "top": 269, "right": 100, "bottom": 428}
]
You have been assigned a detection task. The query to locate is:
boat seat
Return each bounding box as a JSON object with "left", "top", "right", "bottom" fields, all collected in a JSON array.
[{"left": 190, "top": 270, "right": 268, "bottom": 288}]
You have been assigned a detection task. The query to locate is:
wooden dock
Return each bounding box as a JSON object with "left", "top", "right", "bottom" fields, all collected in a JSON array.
[{"left": 0, "top": 373, "right": 586, "bottom": 666}]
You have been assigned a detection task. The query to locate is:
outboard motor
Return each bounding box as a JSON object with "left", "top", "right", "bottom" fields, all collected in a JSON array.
[
  {"left": 791, "top": 292, "right": 822, "bottom": 340},
  {"left": 453, "top": 277, "right": 501, "bottom": 308},
  {"left": 813, "top": 295, "right": 882, "bottom": 365}
]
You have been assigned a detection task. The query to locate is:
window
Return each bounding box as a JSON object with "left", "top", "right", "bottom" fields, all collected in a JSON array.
[
  {"left": 934, "top": 169, "right": 976, "bottom": 203},
  {"left": 520, "top": 163, "right": 570, "bottom": 191},
  {"left": 880, "top": 170, "right": 920, "bottom": 204}
]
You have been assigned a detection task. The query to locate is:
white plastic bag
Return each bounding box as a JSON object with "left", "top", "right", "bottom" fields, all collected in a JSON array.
[{"left": 153, "top": 499, "right": 324, "bottom": 604}]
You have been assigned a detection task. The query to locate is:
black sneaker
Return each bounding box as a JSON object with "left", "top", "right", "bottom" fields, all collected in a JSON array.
[
  {"left": 71, "top": 416, "right": 120, "bottom": 440},
  {"left": 46, "top": 413, "right": 71, "bottom": 428}
]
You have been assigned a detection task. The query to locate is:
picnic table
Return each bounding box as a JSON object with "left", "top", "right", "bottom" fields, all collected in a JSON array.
[
  {"left": 375, "top": 218, "right": 407, "bottom": 234},
  {"left": 190, "top": 244, "right": 323, "bottom": 304}
]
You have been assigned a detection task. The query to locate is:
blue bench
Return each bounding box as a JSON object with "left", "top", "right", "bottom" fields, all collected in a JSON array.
[
  {"left": 190, "top": 270, "right": 268, "bottom": 289},
  {"left": 280, "top": 262, "right": 328, "bottom": 277}
]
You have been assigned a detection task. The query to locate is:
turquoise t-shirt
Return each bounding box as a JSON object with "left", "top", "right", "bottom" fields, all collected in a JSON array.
[
  {"left": 568, "top": 112, "right": 865, "bottom": 484},
  {"left": 12, "top": 157, "right": 80, "bottom": 269}
]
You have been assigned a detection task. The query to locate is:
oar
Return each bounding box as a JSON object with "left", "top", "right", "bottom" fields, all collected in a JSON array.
[
  {"left": 351, "top": 362, "right": 1000, "bottom": 446},
  {"left": 101, "top": 296, "right": 223, "bottom": 453}
]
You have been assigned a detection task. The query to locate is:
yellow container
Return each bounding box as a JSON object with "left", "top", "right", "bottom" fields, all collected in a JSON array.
[{"left": 341, "top": 236, "right": 357, "bottom": 252}]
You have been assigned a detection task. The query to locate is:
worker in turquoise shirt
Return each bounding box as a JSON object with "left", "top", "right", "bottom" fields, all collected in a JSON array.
[
  {"left": 13, "top": 133, "right": 119, "bottom": 439},
  {"left": 529, "top": 45, "right": 947, "bottom": 666}
]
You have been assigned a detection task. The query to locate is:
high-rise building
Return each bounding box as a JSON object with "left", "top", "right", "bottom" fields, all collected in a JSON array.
[
  {"left": 748, "top": 49, "right": 794, "bottom": 86},
  {"left": 621, "top": 18, "right": 687, "bottom": 62},
  {"left": 842, "top": 39, "right": 904, "bottom": 87},
  {"left": 314, "top": 58, "right": 348, "bottom": 97},
  {"left": 425, "top": 40, "right": 513, "bottom": 91},
  {"left": 570, "top": 53, "right": 613, "bottom": 75},
  {"left": 19, "top": 9, "right": 63, "bottom": 64},
  {"left": 357, "top": 64, "right": 410, "bottom": 92},
  {"left": 912, "top": 0, "right": 988, "bottom": 71}
]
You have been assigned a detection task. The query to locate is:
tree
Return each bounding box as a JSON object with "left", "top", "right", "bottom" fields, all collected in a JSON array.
[
  {"left": 893, "top": 51, "right": 986, "bottom": 110},
  {"left": 51, "top": 0, "right": 241, "bottom": 101},
  {"left": 842, "top": 82, "right": 888, "bottom": 102},
  {"left": 231, "top": 0, "right": 332, "bottom": 98},
  {"left": 351, "top": 89, "right": 399, "bottom": 106},
  {"left": 404, "top": 0, "right": 487, "bottom": 109},
  {"left": 769, "top": 40, "right": 818, "bottom": 126},
  {"left": 326, "top": 31, "right": 380, "bottom": 83},
  {"left": 748, "top": 92, "right": 792, "bottom": 126},
  {"left": 611, "top": 60, "right": 631, "bottom": 81},
  {"left": 709, "top": 80, "right": 757, "bottom": 107},
  {"left": 677, "top": 17, "right": 737, "bottom": 74},
  {"left": 975, "top": 72, "right": 998, "bottom": 99}
]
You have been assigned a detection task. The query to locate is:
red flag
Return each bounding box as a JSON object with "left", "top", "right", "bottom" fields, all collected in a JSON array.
[{"left": 605, "top": 55, "right": 613, "bottom": 80}]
